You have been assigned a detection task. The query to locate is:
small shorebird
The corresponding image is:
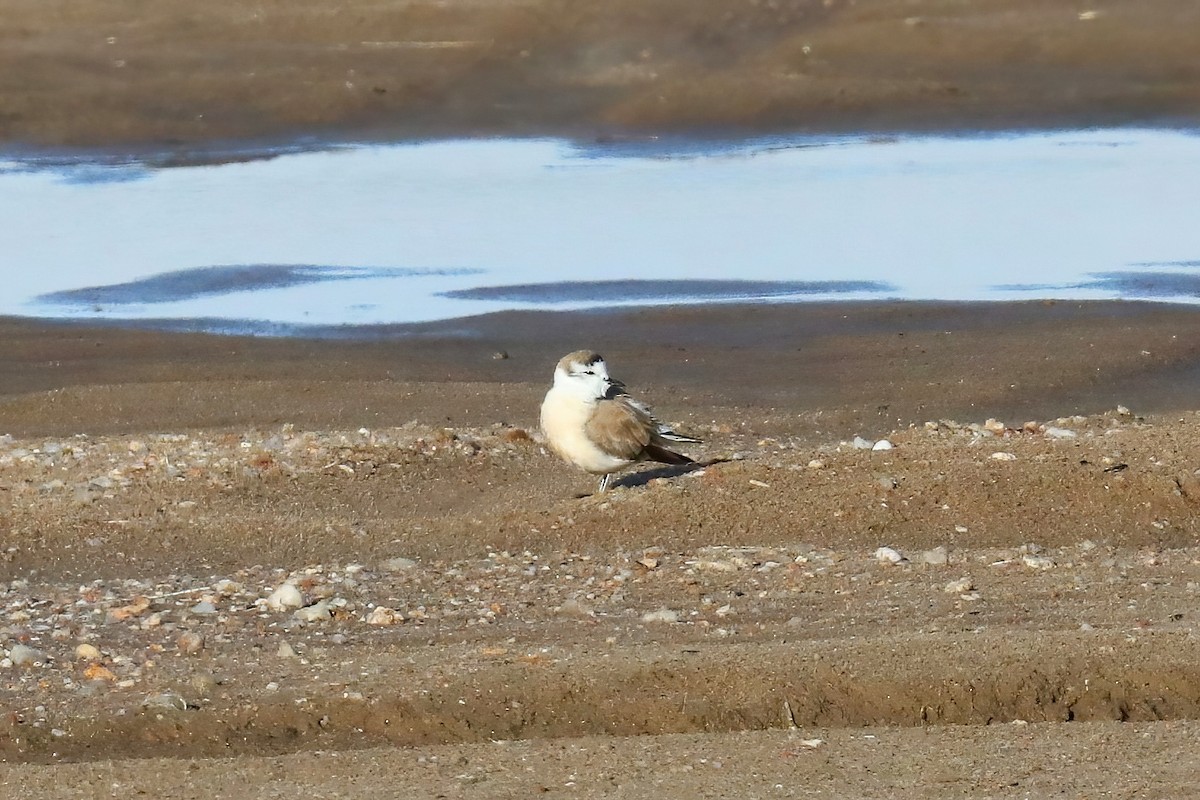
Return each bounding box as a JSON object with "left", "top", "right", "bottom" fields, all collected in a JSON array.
[{"left": 540, "top": 350, "right": 700, "bottom": 492}]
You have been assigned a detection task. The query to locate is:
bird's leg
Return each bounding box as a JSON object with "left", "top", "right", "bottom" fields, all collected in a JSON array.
[{"left": 597, "top": 473, "right": 610, "bottom": 493}]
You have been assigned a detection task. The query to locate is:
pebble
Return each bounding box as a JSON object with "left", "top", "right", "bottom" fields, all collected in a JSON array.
[
  {"left": 266, "top": 583, "right": 304, "bottom": 611},
  {"left": 107, "top": 595, "right": 152, "bottom": 622},
  {"left": 918, "top": 546, "right": 949, "bottom": 566},
  {"left": 1022, "top": 555, "right": 1057, "bottom": 570},
  {"left": 983, "top": 418, "right": 1006, "bottom": 434},
  {"left": 293, "top": 600, "right": 332, "bottom": 622},
  {"left": 807, "top": 459, "right": 825, "bottom": 469},
  {"left": 943, "top": 577, "right": 974, "bottom": 593},
  {"left": 189, "top": 601, "right": 217, "bottom": 615},
  {"left": 382, "top": 557, "right": 418, "bottom": 572},
  {"left": 365, "top": 606, "right": 401, "bottom": 626},
  {"left": 641, "top": 608, "right": 680, "bottom": 624},
  {"left": 1043, "top": 427, "right": 1077, "bottom": 439},
  {"left": 143, "top": 692, "right": 188, "bottom": 711},
  {"left": 691, "top": 559, "right": 740, "bottom": 573},
  {"left": 74, "top": 643, "right": 102, "bottom": 661},
  {"left": 277, "top": 641, "right": 299, "bottom": 659},
  {"left": 557, "top": 598, "right": 595, "bottom": 618},
  {"left": 874, "top": 546, "right": 905, "bottom": 564},
  {"left": 871, "top": 439, "right": 894, "bottom": 451},
  {"left": 177, "top": 631, "right": 205, "bottom": 654},
  {"left": 8, "top": 643, "right": 48, "bottom": 667},
  {"left": 851, "top": 436, "right": 873, "bottom": 450},
  {"left": 990, "top": 452, "right": 1017, "bottom": 461},
  {"left": 84, "top": 663, "right": 118, "bottom": 682}
]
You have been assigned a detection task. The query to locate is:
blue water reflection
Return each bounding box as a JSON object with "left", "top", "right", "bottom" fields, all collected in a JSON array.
[{"left": 2, "top": 128, "right": 1198, "bottom": 334}]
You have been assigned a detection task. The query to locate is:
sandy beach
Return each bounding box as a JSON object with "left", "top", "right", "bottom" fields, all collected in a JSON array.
[
  {"left": 4, "top": 0, "right": 1200, "bottom": 795},
  {"left": 5, "top": 301, "right": 1200, "bottom": 796}
]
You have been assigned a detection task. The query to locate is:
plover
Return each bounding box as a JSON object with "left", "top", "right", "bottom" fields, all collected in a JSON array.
[{"left": 540, "top": 350, "right": 700, "bottom": 492}]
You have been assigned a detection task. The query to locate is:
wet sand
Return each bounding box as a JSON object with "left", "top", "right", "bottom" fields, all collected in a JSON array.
[
  {"left": 2, "top": 0, "right": 1199, "bottom": 149},
  {"left": 4, "top": 300, "right": 1200, "bottom": 441}
]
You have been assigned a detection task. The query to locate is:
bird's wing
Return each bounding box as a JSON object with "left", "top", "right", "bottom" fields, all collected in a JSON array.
[
  {"left": 602, "top": 384, "right": 702, "bottom": 446},
  {"left": 585, "top": 396, "right": 655, "bottom": 461}
]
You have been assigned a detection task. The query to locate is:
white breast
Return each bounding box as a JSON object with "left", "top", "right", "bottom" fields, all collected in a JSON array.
[{"left": 540, "top": 387, "right": 632, "bottom": 475}]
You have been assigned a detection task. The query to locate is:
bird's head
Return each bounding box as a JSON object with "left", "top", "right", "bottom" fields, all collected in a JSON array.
[{"left": 553, "top": 350, "right": 621, "bottom": 400}]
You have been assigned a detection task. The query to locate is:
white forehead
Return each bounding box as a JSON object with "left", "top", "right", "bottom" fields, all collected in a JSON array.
[{"left": 560, "top": 357, "right": 608, "bottom": 378}]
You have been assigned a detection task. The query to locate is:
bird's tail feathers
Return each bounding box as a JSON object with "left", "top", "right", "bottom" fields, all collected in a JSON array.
[
  {"left": 644, "top": 443, "right": 695, "bottom": 465},
  {"left": 656, "top": 427, "right": 702, "bottom": 444}
]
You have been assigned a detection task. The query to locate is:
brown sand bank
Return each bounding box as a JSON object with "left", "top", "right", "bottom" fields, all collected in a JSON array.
[
  {"left": 4, "top": 300, "right": 1200, "bottom": 795},
  {"left": 3, "top": 0, "right": 1200, "bottom": 149},
  {"left": 5, "top": 300, "right": 1200, "bottom": 440}
]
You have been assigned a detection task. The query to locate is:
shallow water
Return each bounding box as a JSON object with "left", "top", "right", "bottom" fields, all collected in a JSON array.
[{"left": 2, "top": 129, "right": 1199, "bottom": 335}]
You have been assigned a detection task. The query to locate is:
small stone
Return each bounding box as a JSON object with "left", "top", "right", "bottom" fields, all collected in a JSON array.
[
  {"left": 177, "top": 631, "right": 205, "bottom": 655},
  {"left": 990, "top": 452, "right": 1017, "bottom": 461},
  {"left": 692, "top": 559, "right": 739, "bottom": 572},
  {"left": 807, "top": 459, "right": 825, "bottom": 469},
  {"left": 1043, "top": 426, "right": 1077, "bottom": 439},
  {"left": 641, "top": 608, "right": 679, "bottom": 624},
  {"left": 107, "top": 595, "right": 152, "bottom": 622},
  {"left": 277, "top": 641, "right": 298, "bottom": 659},
  {"left": 558, "top": 598, "right": 595, "bottom": 618},
  {"left": 83, "top": 663, "right": 118, "bottom": 682},
  {"left": 293, "top": 600, "right": 332, "bottom": 622},
  {"left": 1116, "top": 405, "right": 1131, "bottom": 416},
  {"left": 1080, "top": 622, "right": 1095, "bottom": 631},
  {"left": 871, "top": 439, "right": 894, "bottom": 451},
  {"left": 983, "top": 418, "right": 1006, "bottom": 434},
  {"left": 1022, "top": 554, "right": 1057, "bottom": 570},
  {"left": 266, "top": 583, "right": 304, "bottom": 611},
  {"left": 381, "top": 557, "right": 418, "bottom": 572},
  {"left": 365, "top": 606, "right": 400, "bottom": 626},
  {"left": 74, "top": 643, "right": 102, "bottom": 661},
  {"left": 851, "top": 436, "right": 873, "bottom": 450},
  {"left": 492, "top": 351, "right": 509, "bottom": 360},
  {"left": 8, "top": 644, "right": 48, "bottom": 667},
  {"left": 190, "top": 674, "right": 218, "bottom": 696},
  {"left": 189, "top": 601, "right": 217, "bottom": 615},
  {"left": 918, "top": 546, "right": 949, "bottom": 566},
  {"left": 874, "top": 546, "right": 905, "bottom": 564},
  {"left": 143, "top": 692, "right": 188, "bottom": 711},
  {"left": 943, "top": 577, "right": 974, "bottom": 593}
]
